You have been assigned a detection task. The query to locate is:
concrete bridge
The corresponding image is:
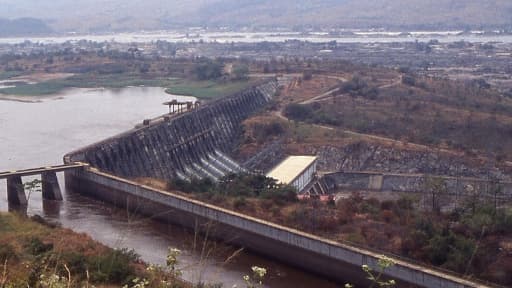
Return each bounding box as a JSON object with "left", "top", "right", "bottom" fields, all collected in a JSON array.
[{"left": 0, "top": 163, "right": 87, "bottom": 206}]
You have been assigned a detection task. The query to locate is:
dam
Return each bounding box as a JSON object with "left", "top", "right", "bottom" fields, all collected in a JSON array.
[
  {"left": 62, "top": 79, "right": 494, "bottom": 288},
  {"left": 66, "top": 80, "right": 277, "bottom": 181}
]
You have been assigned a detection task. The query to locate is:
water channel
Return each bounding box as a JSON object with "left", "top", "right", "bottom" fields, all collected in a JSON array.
[{"left": 0, "top": 87, "right": 338, "bottom": 287}]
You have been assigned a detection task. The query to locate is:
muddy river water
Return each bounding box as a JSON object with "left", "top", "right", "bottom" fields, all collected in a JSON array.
[{"left": 0, "top": 87, "right": 338, "bottom": 287}]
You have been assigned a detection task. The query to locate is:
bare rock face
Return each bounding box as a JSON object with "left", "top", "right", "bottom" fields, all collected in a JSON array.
[{"left": 313, "top": 142, "right": 510, "bottom": 180}]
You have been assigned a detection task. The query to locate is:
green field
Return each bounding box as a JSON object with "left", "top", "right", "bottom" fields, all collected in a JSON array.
[
  {"left": 165, "top": 79, "right": 254, "bottom": 99},
  {"left": 0, "top": 71, "right": 23, "bottom": 80},
  {"left": 0, "top": 73, "right": 177, "bottom": 96},
  {"left": 0, "top": 73, "right": 253, "bottom": 98}
]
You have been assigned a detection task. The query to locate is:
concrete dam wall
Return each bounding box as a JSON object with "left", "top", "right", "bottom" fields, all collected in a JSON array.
[{"left": 65, "top": 79, "right": 278, "bottom": 180}]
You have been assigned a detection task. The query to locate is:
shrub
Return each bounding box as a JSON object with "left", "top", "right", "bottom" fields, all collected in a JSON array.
[
  {"left": 233, "top": 197, "right": 248, "bottom": 210},
  {"left": 402, "top": 74, "right": 416, "bottom": 86},
  {"left": 318, "top": 215, "right": 339, "bottom": 231},
  {"left": 283, "top": 103, "right": 314, "bottom": 121},
  {"left": 88, "top": 248, "right": 139, "bottom": 284},
  {"left": 0, "top": 243, "right": 17, "bottom": 262},
  {"left": 495, "top": 209, "right": 512, "bottom": 233},
  {"left": 253, "top": 121, "right": 285, "bottom": 143},
  {"left": 58, "top": 252, "right": 88, "bottom": 279},
  {"left": 26, "top": 237, "right": 53, "bottom": 255},
  {"left": 261, "top": 184, "right": 297, "bottom": 203},
  {"left": 381, "top": 210, "right": 395, "bottom": 223},
  {"left": 340, "top": 75, "right": 368, "bottom": 93},
  {"left": 380, "top": 200, "right": 397, "bottom": 211},
  {"left": 192, "top": 59, "right": 223, "bottom": 80},
  {"left": 361, "top": 198, "right": 380, "bottom": 216},
  {"left": 302, "top": 70, "right": 313, "bottom": 81},
  {"left": 443, "top": 236, "right": 476, "bottom": 273},
  {"left": 396, "top": 196, "right": 415, "bottom": 211},
  {"left": 232, "top": 64, "right": 249, "bottom": 80}
]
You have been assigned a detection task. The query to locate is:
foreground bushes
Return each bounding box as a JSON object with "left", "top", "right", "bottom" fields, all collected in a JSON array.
[{"left": 0, "top": 212, "right": 187, "bottom": 288}]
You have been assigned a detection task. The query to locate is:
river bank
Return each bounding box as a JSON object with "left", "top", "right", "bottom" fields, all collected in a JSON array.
[{"left": 0, "top": 212, "right": 190, "bottom": 287}]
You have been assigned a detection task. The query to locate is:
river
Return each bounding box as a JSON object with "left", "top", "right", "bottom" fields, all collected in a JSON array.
[
  {"left": 1, "top": 30, "right": 512, "bottom": 44},
  {"left": 0, "top": 87, "right": 338, "bottom": 287}
]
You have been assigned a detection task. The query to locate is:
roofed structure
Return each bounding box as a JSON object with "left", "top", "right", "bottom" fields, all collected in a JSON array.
[{"left": 266, "top": 156, "right": 318, "bottom": 193}]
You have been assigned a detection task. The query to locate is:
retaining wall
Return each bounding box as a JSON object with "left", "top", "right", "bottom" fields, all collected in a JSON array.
[
  {"left": 324, "top": 171, "right": 512, "bottom": 199},
  {"left": 65, "top": 167, "right": 493, "bottom": 288},
  {"left": 65, "top": 79, "right": 278, "bottom": 180}
]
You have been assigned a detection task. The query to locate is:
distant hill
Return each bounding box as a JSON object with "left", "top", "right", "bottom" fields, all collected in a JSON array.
[
  {"left": 194, "top": 0, "right": 512, "bottom": 30},
  {"left": 0, "top": 0, "right": 511, "bottom": 34},
  {"left": 0, "top": 18, "right": 52, "bottom": 37}
]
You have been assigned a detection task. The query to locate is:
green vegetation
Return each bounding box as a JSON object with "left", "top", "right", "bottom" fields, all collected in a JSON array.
[
  {"left": 192, "top": 59, "right": 223, "bottom": 81},
  {"left": 0, "top": 71, "right": 23, "bottom": 80},
  {"left": 0, "top": 73, "right": 178, "bottom": 96},
  {"left": 169, "top": 173, "right": 297, "bottom": 203},
  {"left": 0, "top": 212, "right": 189, "bottom": 288},
  {"left": 232, "top": 64, "right": 250, "bottom": 81},
  {"left": 0, "top": 52, "right": 255, "bottom": 98},
  {"left": 345, "top": 255, "right": 396, "bottom": 288},
  {"left": 243, "top": 266, "right": 267, "bottom": 288},
  {"left": 247, "top": 121, "right": 286, "bottom": 144},
  {"left": 283, "top": 103, "right": 340, "bottom": 126},
  {"left": 0, "top": 71, "right": 253, "bottom": 99},
  {"left": 0, "top": 81, "right": 70, "bottom": 96},
  {"left": 165, "top": 79, "right": 253, "bottom": 99}
]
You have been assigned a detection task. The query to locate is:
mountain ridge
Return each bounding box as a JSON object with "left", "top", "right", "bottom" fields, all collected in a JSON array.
[{"left": 0, "top": 0, "right": 511, "bottom": 35}]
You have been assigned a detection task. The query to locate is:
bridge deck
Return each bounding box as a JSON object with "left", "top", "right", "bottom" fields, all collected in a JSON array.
[{"left": 0, "top": 163, "right": 87, "bottom": 179}]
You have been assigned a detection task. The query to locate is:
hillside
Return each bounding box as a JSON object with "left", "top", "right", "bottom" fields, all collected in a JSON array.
[
  {"left": 196, "top": 0, "right": 512, "bottom": 29},
  {"left": 0, "top": 18, "right": 52, "bottom": 36},
  {"left": 0, "top": 0, "right": 511, "bottom": 34}
]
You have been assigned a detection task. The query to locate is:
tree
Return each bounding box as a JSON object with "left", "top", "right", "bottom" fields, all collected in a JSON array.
[
  {"left": 302, "top": 70, "right": 313, "bottom": 81},
  {"left": 193, "top": 59, "right": 223, "bottom": 80},
  {"left": 423, "top": 176, "right": 447, "bottom": 214},
  {"left": 232, "top": 64, "right": 249, "bottom": 80}
]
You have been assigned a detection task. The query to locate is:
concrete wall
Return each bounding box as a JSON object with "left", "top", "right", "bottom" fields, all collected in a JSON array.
[
  {"left": 325, "top": 171, "right": 512, "bottom": 200},
  {"left": 65, "top": 167, "right": 492, "bottom": 288},
  {"left": 292, "top": 161, "right": 317, "bottom": 193},
  {"left": 65, "top": 79, "right": 278, "bottom": 180}
]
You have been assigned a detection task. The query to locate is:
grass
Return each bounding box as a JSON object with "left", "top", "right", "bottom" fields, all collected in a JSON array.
[
  {"left": 165, "top": 79, "right": 254, "bottom": 99},
  {"left": 0, "top": 81, "right": 70, "bottom": 96},
  {"left": 0, "top": 71, "right": 23, "bottom": 81},
  {"left": 0, "top": 73, "right": 254, "bottom": 99},
  {"left": 0, "top": 73, "right": 177, "bottom": 96}
]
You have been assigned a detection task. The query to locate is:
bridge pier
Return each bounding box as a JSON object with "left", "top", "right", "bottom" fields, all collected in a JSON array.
[
  {"left": 7, "top": 176, "right": 27, "bottom": 206},
  {"left": 42, "top": 172, "right": 63, "bottom": 201}
]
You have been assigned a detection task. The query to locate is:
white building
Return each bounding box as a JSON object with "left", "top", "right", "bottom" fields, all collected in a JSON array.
[{"left": 266, "top": 156, "right": 318, "bottom": 193}]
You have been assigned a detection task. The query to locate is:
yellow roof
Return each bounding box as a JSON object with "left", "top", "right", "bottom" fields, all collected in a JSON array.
[{"left": 266, "top": 156, "right": 317, "bottom": 185}]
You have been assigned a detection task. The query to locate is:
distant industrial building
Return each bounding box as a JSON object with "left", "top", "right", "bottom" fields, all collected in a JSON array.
[{"left": 266, "top": 156, "right": 318, "bottom": 193}]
